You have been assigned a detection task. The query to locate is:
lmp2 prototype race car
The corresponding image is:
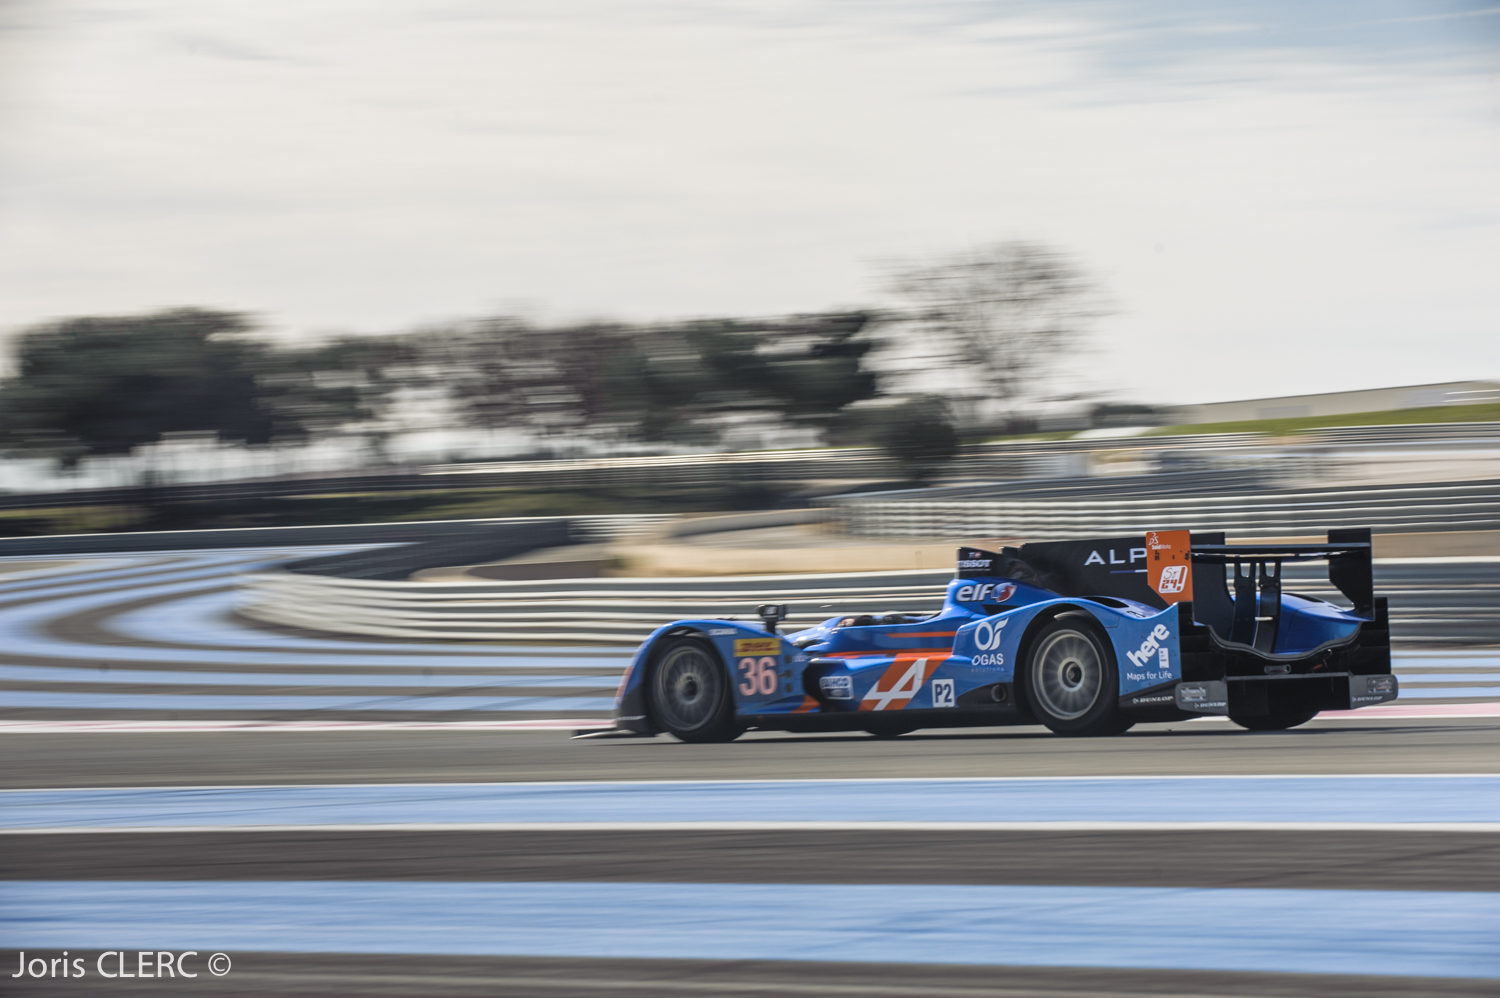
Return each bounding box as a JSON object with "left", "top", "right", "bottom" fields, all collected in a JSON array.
[{"left": 614, "top": 528, "right": 1398, "bottom": 741}]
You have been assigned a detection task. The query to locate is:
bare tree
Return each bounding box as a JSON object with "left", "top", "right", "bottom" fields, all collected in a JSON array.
[{"left": 884, "top": 242, "right": 1104, "bottom": 425}]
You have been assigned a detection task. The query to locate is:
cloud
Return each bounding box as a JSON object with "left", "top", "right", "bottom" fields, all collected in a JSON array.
[{"left": 0, "top": 0, "right": 1496, "bottom": 401}]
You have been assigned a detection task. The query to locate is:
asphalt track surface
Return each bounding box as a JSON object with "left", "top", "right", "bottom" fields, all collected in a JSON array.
[
  {"left": 8, "top": 721, "right": 1500, "bottom": 996},
  {"left": 4, "top": 550, "right": 1499, "bottom": 997},
  {"left": 7, "top": 828, "right": 1499, "bottom": 892},
  {"left": 8, "top": 953, "right": 1492, "bottom": 998},
  {"left": 6, "top": 716, "right": 1500, "bottom": 787}
]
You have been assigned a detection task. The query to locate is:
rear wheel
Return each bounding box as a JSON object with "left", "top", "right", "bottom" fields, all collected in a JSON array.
[
  {"left": 1231, "top": 709, "right": 1318, "bottom": 731},
  {"left": 648, "top": 637, "right": 742, "bottom": 743},
  {"left": 1023, "top": 618, "right": 1134, "bottom": 737}
]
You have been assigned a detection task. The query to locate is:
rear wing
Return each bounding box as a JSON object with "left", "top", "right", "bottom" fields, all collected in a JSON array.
[{"left": 958, "top": 527, "right": 1376, "bottom": 629}]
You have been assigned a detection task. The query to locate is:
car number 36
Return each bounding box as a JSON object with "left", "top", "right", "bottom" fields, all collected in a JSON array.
[{"left": 737, "top": 656, "right": 780, "bottom": 696}]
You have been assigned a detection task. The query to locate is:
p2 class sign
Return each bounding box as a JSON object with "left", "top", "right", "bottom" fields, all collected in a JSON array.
[{"left": 1146, "top": 529, "right": 1193, "bottom": 603}]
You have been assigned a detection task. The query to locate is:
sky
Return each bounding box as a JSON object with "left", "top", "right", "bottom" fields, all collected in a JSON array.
[{"left": 1, "top": 0, "right": 1497, "bottom": 405}]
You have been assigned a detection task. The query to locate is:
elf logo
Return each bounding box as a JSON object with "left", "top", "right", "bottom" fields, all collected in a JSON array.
[
  {"left": 955, "top": 582, "right": 1016, "bottom": 604},
  {"left": 1126, "top": 623, "right": 1172, "bottom": 669}
]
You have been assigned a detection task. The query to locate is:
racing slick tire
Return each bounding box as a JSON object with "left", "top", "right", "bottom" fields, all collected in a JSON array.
[
  {"left": 1230, "top": 708, "right": 1319, "bottom": 731},
  {"left": 1023, "top": 616, "right": 1135, "bottom": 737},
  {"left": 648, "top": 636, "right": 743, "bottom": 743}
]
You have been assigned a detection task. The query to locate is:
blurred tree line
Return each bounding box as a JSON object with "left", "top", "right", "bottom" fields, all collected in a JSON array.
[
  {"left": 0, "top": 306, "right": 959, "bottom": 474},
  {"left": 0, "top": 243, "right": 1100, "bottom": 494},
  {"left": 433, "top": 311, "right": 883, "bottom": 447},
  {"left": 0, "top": 310, "right": 403, "bottom": 463}
]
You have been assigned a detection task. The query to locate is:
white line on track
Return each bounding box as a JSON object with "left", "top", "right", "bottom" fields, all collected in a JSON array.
[
  {"left": 0, "top": 718, "right": 612, "bottom": 732},
  {"left": 5, "top": 772, "right": 1494, "bottom": 791},
  {"left": 7, "top": 820, "right": 1500, "bottom": 834},
  {"left": 7, "top": 776, "right": 1493, "bottom": 830},
  {"left": 2, "top": 702, "right": 1495, "bottom": 733}
]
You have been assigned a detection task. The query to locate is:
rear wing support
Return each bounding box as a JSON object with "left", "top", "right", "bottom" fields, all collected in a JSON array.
[
  {"left": 1188, "top": 528, "right": 1374, "bottom": 652},
  {"left": 1189, "top": 529, "right": 1373, "bottom": 616}
]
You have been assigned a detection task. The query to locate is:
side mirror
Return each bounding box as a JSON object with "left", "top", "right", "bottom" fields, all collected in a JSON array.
[{"left": 757, "top": 604, "right": 789, "bottom": 634}]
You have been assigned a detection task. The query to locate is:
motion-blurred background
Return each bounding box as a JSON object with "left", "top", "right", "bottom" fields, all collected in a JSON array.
[
  {"left": 2, "top": 0, "right": 1498, "bottom": 645},
  {"left": 2, "top": 0, "right": 1497, "bottom": 531},
  {"left": 4, "top": 6, "right": 1500, "bottom": 995}
]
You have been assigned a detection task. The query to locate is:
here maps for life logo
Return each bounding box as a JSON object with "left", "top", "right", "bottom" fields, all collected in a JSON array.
[{"left": 1146, "top": 530, "right": 1193, "bottom": 603}]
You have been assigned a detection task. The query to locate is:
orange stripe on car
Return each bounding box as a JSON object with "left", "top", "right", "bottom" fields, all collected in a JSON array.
[{"left": 819, "top": 647, "right": 955, "bottom": 659}]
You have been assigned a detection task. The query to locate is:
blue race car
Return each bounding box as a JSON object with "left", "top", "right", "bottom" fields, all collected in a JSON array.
[{"left": 613, "top": 528, "right": 1396, "bottom": 741}]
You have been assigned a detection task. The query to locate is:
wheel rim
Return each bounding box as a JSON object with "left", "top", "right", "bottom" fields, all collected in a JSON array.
[
  {"left": 1032, "top": 629, "right": 1104, "bottom": 720},
  {"left": 654, "top": 644, "right": 720, "bottom": 731}
]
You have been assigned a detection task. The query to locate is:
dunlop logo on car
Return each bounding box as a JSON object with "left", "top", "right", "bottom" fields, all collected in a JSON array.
[{"left": 734, "top": 638, "right": 781, "bottom": 656}]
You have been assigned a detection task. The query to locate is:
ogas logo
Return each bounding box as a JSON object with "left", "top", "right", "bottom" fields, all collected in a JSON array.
[
  {"left": 968, "top": 617, "right": 1008, "bottom": 667},
  {"left": 954, "top": 582, "right": 1016, "bottom": 604}
]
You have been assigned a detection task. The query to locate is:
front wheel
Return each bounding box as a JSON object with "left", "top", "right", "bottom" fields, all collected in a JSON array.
[
  {"left": 1023, "top": 618, "right": 1134, "bottom": 737},
  {"left": 1231, "top": 709, "right": 1318, "bottom": 731},
  {"left": 648, "top": 637, "right": 742, "bottom": 743}
]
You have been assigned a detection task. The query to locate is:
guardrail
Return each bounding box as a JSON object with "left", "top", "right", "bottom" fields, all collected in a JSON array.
[
  {"left": 830, "top": 480, "right": 1500, "bottom": 540},
  {"left": 239, "top": 569, "right": 956, "bottom": 644},
  {"left": 238, "top": 560, "right": 1500, "bottom": 645},
  {"left": 1298, "top": 422, "right": 1500, "bottom": 445},
  {"left": 0, "top": 512, "right": 674, "bottom": 558}
]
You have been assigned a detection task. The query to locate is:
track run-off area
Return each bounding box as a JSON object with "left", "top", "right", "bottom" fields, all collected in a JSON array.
[{"left": 3, "top": 548, "right": 1499, "bottom": 997}]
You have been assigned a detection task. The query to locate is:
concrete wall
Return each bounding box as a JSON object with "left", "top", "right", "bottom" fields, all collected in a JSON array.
[{"left": 1167, "top": 380, "right": 1500, "bottom": 425}]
